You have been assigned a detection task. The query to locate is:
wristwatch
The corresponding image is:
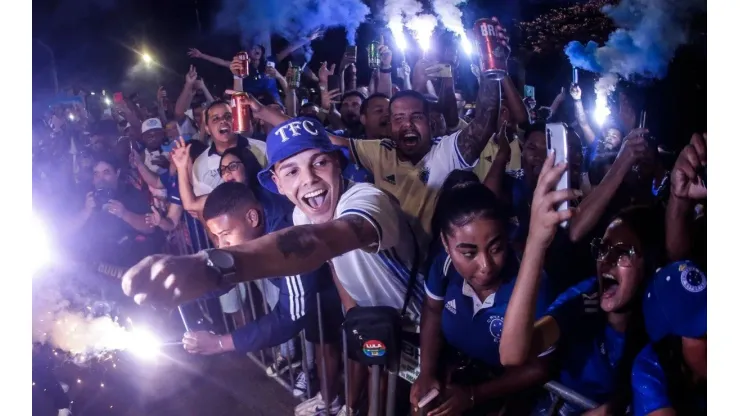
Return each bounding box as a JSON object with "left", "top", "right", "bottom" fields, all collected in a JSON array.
[{"left": 203, "top": 249, "right": 237, "bottom": 287}]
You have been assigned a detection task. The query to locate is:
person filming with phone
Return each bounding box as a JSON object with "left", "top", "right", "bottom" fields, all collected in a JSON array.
[{"left": 65, "top": 153, "right": 162, "bottom": 268}]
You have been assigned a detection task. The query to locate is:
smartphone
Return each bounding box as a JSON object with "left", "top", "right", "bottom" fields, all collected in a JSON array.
[
  {"left": 572, "top": 67, "right": 579, "bottom": 84},
  {"left": 113, "top": 92, "right": 124, "bottom": 104},
  {"left": 345, "top": 45, "right": 357, "bottom": 59},
  {"left": 327, "top": 74, "right": 340, "bottom": 92},
  {"left": 546, "top": 123, "right": 571, "bottom": 227},
  {"left": 418, "top": 388, "right": 439, "bottom": 409},
  {"left": 639, "top": 110, "right": 647, "bottom": 129},
  {"left": 524, "top": 85, "right": 535, "bottom": 99},
  {"left": 266, "top": 61, "right": 275, "bottom": 68}
]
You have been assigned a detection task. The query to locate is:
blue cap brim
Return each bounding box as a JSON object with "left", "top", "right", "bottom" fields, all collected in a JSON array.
[{"left": 257, "top": 144, "right": 349, "bottom": 194}]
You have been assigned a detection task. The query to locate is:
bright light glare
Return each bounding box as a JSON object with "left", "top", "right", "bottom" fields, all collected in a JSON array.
[
  {"left": 104, "top": 97, "right": 112, "bottom": 106},
  {"left": 407, "top": 14, "right": 437, "bottom": 53},
  {"left": 68, "top": 114, "right": 75, "bottom": 121},
  {"left": 594, "top": 95, "right": 611, "bottom": 126},
  {"left": 460, "top": 34, "right": 473, "bottom": 56},
  {"left": 389, "top": 22, "right": 407, "bottom": 52},
  {"left": 31, "top": 216, "right": 52, "bottom": 275},
  {"left": 126, "top": 329, "right": 162, "bottom": 361},
  {"left": 90, "top": 92, "right": 96, "bottom": 96},
  {"left": 142, "top": 53, "right": 153, "bottom": 64}
]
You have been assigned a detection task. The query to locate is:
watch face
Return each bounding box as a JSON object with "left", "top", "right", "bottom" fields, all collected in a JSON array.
[{"left": 210, "top": 249, "right": 236, "bottom": 270}]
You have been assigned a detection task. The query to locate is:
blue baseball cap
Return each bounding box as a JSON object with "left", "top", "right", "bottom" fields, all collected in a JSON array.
[
  {"left": 257, "top": 117, "right": 347, "bottom": 194},
  {"left": 643, "top": 260, "right": 707, "bottom": 342}
]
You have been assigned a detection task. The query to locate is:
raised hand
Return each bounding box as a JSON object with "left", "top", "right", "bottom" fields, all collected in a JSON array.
[
  {"left": 170, "top": 137, "right": 192, "bottom": 171},
  {"left": 671, "top": 133, "right": 707, "bottom": 200},
  {"left": 570, "top": 84, "right": 582, "bottom": 100},
  {"left": 528, "top": 151, "right": 581, "bottom": 247},
  {"left": 185, "top": 65, "right": 198, "bottom": 85},
  {"left": 318, "top": 62, "right": 336, "bottom": 85},
  {"left": 187, "top": 48, "right": 203, "bottom": 59}
]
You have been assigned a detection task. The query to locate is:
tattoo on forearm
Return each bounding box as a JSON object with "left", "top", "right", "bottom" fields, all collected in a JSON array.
[
  {"left": 457, "top": 79, "right": 501, "bottom": 164},
  {"left": 339, "top": 214, "right": 378, "bottom": 247},
  {"left": 276, "top": 226, "right": 319, "bottom": 258}
]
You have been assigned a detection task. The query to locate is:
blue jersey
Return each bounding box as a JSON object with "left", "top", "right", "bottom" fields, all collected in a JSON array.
[
  {"left": 163, "top": 171, "right": 212, "bottom": 252},
  {"left": 229, "top": 199, "right": 334, "bottom": 353},
  {"left": 425, "top": 248, "right": 550, "bottom": 368},
  {"left": 547, "top": 278, "right": 626, "bottom": 404},
  {"left": 631, "top": 345, "right": 706, "bottom": 416}
]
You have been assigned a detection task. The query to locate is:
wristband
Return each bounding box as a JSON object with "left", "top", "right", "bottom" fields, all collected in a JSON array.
[
  {"left": 319, "top": 85, "right": 327, "bottom": 91},
  {"left": 379, "top": 67, "right": 393, "bottom": 74},
  {"left": 218, "top": 336, "right": 225, "bottom": 351},
  {"left": 233, "top": 75, "right": 242, "bottom": 80}
]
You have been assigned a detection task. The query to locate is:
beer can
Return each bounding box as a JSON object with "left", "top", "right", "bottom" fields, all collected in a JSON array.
[
  {"left": 473, "top": 18, "right": 508, "bottom": 80},
  {"left": 231, "top": 92, "right": 251, "bottom": 134},
  {"left": 236, "top": 51, "right": 249, "bottom": 78},
  {"left": 367, "top": 41, "right": 380, "bottom": 70}
]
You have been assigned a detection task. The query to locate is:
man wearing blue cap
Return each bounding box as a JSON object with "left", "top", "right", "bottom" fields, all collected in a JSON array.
[
  {"left": 122, "top": 116, "right": 425, "bottom": 415},
  {"left": 631, "top": 260, "right": 707, "bottom": 416}
]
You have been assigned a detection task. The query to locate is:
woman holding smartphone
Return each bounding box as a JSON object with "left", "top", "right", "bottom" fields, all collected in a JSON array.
[
  {"left": 499, "top": 153, "right": 665, "bottom": 415},
  {"left": 410, "top": 176, "right": 553, "bottom": 415}
]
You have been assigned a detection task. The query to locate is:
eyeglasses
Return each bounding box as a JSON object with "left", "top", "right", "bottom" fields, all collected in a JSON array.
[
  {"left": 590, "top": 238, "right": 637, "bottom": 267},
  {"left": 219, "top": 161, "right": 243, "bottom": 176}
]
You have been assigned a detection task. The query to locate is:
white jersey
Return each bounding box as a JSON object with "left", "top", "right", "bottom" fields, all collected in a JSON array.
[
  {"left": 191, "top": 136, "right": 267, "bottom": 197},
  {"left": 293, "top": 182, "right": 424, "bottom": 321}
]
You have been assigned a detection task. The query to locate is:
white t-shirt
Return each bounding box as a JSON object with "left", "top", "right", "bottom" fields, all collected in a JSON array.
[
  {"left": 293, "top": 182, "right": 425, "bottom": 321},
  {"left": 191, "top": 137, "right": 268, "bottom": 197}
]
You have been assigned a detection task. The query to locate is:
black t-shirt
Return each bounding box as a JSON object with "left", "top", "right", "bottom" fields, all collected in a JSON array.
[{"left": 82, "top": 185, "right": 152, "bottom": 245}]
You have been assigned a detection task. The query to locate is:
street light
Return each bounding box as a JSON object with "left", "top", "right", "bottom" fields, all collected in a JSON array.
[{"left": 142, "top": 53, "right": 153, "bottom": 64}]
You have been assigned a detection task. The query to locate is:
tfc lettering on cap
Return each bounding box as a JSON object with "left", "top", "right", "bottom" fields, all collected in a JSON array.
[{"left": 274, "top": 119, "right": 320, "bottom": 143}]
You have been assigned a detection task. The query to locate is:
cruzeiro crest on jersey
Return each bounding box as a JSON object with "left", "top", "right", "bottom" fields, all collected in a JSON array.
[
  {"left": 418, "top": 166, "right": 430, "bottom": 184},
  {"left": 679, "top": 263, "right": 707, "bottom": 293},
  {"left": 487, "top": 315, "right": 504, "bottom": 342}
]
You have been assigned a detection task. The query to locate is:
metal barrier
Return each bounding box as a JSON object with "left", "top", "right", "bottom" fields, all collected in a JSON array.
[
  {"left": 165, "top": 217, "right": 600, "bottom": 416},
  {"left": 542, "top": 381, "right": 598, "bottom": 416}
]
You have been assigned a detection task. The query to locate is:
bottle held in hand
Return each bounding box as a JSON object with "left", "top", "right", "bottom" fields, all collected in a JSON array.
[{"left": 367, "top": 41, "right": 381, "bottom": 70}]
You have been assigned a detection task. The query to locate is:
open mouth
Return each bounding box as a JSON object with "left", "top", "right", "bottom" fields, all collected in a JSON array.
[
  {"left": 218, "top": 124, "right": 231, "bottom": 135},
  {"left": 400, "top": 131, "right": 420, "bottom": 146},
  {"left": 302, "top": 189, "right": 328, "bottom": 210},
  {"left": 601, "top": 273, "right": 620, "bottom": 299}
]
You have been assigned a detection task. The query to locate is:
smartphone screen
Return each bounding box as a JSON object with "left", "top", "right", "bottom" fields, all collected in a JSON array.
[
  {"left": 546, "top": 123, "right": 571, "bottom": 227},
  {"left": 345, "top": 45, "right": 357, "bottom": 58}
]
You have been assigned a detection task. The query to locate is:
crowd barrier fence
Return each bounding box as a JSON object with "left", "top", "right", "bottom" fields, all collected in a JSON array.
[{"left": 165, "top": 225, "right": 599, "bottom": 416}]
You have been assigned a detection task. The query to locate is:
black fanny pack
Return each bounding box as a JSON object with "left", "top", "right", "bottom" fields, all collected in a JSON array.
[{"left": 342, "top": 226, "right": 420, "bottom": 367}]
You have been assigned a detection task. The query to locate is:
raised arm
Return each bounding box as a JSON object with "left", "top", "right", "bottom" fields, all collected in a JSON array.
[
  {"left": 501, "top": 75, "right": 529, "bottom": 125},
  {"left": 187, "top": 48, "right": 232, "bottom": 69},
  {"left": 122, "top": 213, "right": 380, "bottom": 306},
  {"left": 175, "top": 66, "right": 199, "bottom": 123},
  {"left": 500, "top": 153, "right": 579, "bottom": 366},
  {"left": 571, "top": 85, "right": 597, "bottom": 145},
  {"left": 455, "top": 76, "right": 501, "bottom": 166}
]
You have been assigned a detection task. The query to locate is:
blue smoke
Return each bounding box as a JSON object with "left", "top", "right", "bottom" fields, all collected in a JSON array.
[
  {"left": 565, "top": 0, "right": 705, "bottom": 79},
  {"left": 216, "top": 0, "right": 370, "bottom": 58}
]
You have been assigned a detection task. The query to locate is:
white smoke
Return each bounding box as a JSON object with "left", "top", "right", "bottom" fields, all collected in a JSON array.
[
  {"left": 382, "top": 0, "right": 424, "bottom": 51},
  {"left": 407, "top": 14, "right": 439, "bottom": 52},
  {"left": 431, "top": 0, "right": 467, "bottom": 37}
]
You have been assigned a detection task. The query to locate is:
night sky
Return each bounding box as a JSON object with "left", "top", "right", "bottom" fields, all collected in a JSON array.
[{"left": 32, "top": 0, "right": 706, "bottom": 146}]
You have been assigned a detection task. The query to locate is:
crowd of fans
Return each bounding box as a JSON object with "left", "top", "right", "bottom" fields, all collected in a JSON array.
[{"left": 32, "top": 17, "right": 706, "bottom": 416}]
